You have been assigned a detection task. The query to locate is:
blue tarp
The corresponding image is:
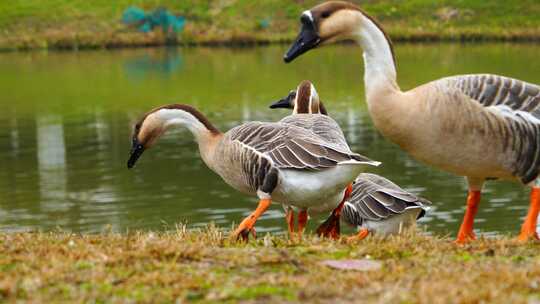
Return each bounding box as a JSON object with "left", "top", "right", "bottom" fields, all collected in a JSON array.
[{"left": 122, "top": 7, "right": 185, "bottom": 34}]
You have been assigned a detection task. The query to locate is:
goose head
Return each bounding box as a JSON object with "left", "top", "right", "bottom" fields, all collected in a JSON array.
[
  {"left": 284, "top": 1, "right": 368, "bottom": 62},
  {"left": 127, "top": 104, "right": 219, "bottom": 168},
  {"left": 270, "top": 80, "right": 328, "bottom": 115},
  {"left": 269, "top": 90, "right": 296, "bottom": 110}
]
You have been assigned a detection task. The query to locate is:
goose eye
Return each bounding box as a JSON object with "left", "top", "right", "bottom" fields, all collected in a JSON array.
[{"left": 321, "top": 11, "right": 331, "bottom": 18}]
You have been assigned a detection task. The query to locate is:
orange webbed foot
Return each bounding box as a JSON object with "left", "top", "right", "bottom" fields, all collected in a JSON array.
[
  {"left": 517, "top": 231, "right": 540, "bottom": 242},
  {"left": 517, "top": 187, "right": 540, "bottom": 243},
  {"left": 455, "top": 230, "right": 476, "bottom": 245},
  {"left": 231, "top": 198, "right": 271, "bottom": 242},
  {"left": 316, "top": 212, "right": 341, "bottom": 239},
  {"left": 347, "top": 228, "right": 369, "bottom": 242},
  {"left": 454, "top": 189, "right": 481, "bottom": 245},
  {"left": 231, "top": 218, "right": 257, "bottom": 242}
]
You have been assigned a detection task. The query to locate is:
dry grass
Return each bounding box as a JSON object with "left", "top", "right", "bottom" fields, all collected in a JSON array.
[{"left": 1, "top": 225, "right": 540, "bottom": 303}]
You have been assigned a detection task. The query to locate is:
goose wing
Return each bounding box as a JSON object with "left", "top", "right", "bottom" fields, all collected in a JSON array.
[
  {"left": 228, "top": 122, "right": 379, "bottom": 170},
  {"left": 448, "top": 74, "right": 540, "bottom": 117},
  {"left": 342, "top": 173, "right": 431, "bottom": 225},
  {"left": 442, "top": 74, "right": 540, "bottom": 183},
  {"left": 279, "top": 114, "right": 349, "bottom": 149}
]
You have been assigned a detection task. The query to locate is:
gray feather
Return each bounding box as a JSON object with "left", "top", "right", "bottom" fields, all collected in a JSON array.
[
  {"left": 342, "top": 173, "right": 431, "bottom": 224},
  {"left": 226, "top": 121, "right": 377, "bottom": 171}
]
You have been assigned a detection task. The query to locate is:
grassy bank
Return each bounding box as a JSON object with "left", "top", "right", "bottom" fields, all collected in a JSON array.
[
  {"left": 1, "top": 226, "right": 540, "bottom": 303},
  {"left": 1, "top": 0, "right": 540, "bottom": 51}
]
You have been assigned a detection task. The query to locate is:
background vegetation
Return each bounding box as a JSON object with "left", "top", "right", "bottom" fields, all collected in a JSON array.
[{"left": 1, "top": 0, "right": 539, "bottom": 50}]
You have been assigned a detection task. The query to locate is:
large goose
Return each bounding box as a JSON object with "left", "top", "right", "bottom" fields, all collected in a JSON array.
[
  {"left": 127, "top": 103, "right": 379, "bottom": 240},
  {"left": 284, "top": 1, "right": 540, "bottom": 243},
  {"left": 271, "top": 81, "right": 431, "bottom": 240}
]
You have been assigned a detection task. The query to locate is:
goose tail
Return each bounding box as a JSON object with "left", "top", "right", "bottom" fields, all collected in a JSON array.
[{"left": 339, "top": 154, "right": 381, "bottom": 167}]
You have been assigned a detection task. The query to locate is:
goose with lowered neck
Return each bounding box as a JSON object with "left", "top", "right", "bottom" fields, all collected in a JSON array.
[
  {"left": 284, "top": 1, "right": 540, "bottom": 243},
  {"left": 271, "top": 81, "right": 431, "bottom": 240},
  {"left": 127, "top": 103, "right": 379, "bottom": 240}
]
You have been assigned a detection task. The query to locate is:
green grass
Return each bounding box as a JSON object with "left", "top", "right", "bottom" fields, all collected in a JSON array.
[
  {"left": 0, "top": 0, "right": 539, "bottom": 50},
  {"left": 2, "top": 225, "right": 540, "bottom": 303}
]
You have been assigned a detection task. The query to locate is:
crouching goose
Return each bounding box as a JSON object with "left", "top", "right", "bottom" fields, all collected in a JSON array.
[
  {"left": 127, "top": 103, "right": 379, "bottom": 241},
  {"left": 271, "top": 81, "right": 430, "bottom": 240},
  {"left": 284, "top": 1, "right": 540, "bottom": 243}
]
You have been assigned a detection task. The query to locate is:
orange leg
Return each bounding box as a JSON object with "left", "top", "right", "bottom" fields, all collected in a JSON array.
[
  {"left": 285, "top": 208, "right": 295, "bottom": 239},
  {"left": 232, "top": 199, "right": 271, "bottom": 241},
  {"left": 347, "top": 228, "right": 369, "bottom": 242},
  {"left": 455, "top": 190, "right": 481, "bottom": 244},
  {"left": 335, "top": 183, "right": 353, "bottom": 217},
  {"left": 316, "top": 183, "right": 353, "bottom": 239},
  {"left": 297, "top": 210, "right": 308, "bottom": 236},
  {"left": 518, "top": 187, "right": 540, "bottom": 242}
]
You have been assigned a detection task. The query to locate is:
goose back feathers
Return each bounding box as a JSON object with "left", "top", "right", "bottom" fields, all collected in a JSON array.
[
  {"left": 341, "top": 173, "right": 430, "bottom": 227},
  {"left": 450, "top": 74, "right": 540, "bottom": 115},
  {"left": 279, "top": 114, "right": 349, "bottom": 149},
  {"left": 225, "top": 121, "right": 373, "bottom": 170},
  {"left": 212, "top": 120, "right": 377, "bottom": 196}
]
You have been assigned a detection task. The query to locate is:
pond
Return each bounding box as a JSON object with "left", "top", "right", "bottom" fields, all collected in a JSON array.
[{"left": 1, "top": 43, "right": 540, "bottom": 236}]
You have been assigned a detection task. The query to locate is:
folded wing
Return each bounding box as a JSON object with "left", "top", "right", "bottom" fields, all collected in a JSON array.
[{"left": 229, "top": 122, "right": 378, "bottom": 170}]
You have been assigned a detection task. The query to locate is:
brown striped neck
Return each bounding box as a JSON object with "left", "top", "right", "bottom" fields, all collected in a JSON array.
[
  {"left": 292, "top": 80, "right": 327, "bottom": 115},
  {"left": 318, "top": 101, "right": 329, "bottom": 115},
  {"left": 294, "top": 98, "right": 329, "bottom": 115},
  {"left": 270, "top": 80, "right": 331, "bottom": 115},
  {"left": 133, "top": 104, "right": 221, "bottom": 149}
]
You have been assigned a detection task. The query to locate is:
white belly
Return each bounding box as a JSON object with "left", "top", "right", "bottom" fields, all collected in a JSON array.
[
  {"left": 272, "top": 165, "right": 364, "bottom": 213},
  {"left": 361, "top": 208, "right": 422, "bottom": 236}
]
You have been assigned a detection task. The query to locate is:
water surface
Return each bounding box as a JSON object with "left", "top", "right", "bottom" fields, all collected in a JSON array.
[{"left": 1, "top": 43, "right": 540, "bottom": 236}]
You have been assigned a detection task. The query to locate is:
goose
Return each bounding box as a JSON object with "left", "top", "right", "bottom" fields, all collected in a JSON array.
[
  {"left": 271, "top": 81, "right": 431, "bottom": 240},
  {"left": 271, "top": 79, "right": 361, "bottom": 238},
  {"left": 127, "top": 103, "right": 379, "bottom": 240},
  {"left": 283, "top": 1, "right": 540, "bottom": 243}
]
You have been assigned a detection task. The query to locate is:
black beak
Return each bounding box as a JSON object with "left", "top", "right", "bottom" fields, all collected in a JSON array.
[
  {"left": 269, "top": 98, "right": 291, "bottom": 109},
  {"left": 284, "top": 15, "right": 321, "bottom": 63},
  {"left": 127, "top": 139, "right": 145, "bottom": 169},
  {"left": 269, "top": 91, "right": 295, "bottom": 109}
]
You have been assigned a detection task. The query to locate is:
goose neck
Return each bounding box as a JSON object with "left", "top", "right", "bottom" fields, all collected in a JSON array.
[
  {"left": 160, "top": 108, "right": 219, "bottom": 142},
  {"left": 155, "top": 107, "right": 222, "bottom": 165},
  {"left": 353, "top": 13, "right": 400, "bottom": 99}
]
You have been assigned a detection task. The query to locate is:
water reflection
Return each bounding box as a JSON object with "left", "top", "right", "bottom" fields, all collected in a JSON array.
[
  {"left": 36, "top": 114, "right": 67, "bottom": 209},
  {"left": 123, "top": 47, "right": 183, "bottom": 81},
  {"left": 0, "top": 44, "right": 539, "bottom": 235},
  {"left": 9, "top": 115, "right": 20, "bottom": 156}
]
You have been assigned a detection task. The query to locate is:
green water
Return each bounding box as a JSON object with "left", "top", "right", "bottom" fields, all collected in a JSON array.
[{"left": 1, "top": 43, "right": 540, "bottom": 236}]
